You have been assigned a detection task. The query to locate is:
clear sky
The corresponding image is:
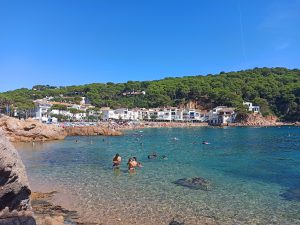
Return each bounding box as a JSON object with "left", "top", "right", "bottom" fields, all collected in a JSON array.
[{"left": 0, "top": 0, "right": 299, "bottom": 92}]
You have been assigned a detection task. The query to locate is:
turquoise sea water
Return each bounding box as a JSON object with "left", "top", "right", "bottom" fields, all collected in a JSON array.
[{"left": 17, "top": 127, "right": 300, "bottom": 225}]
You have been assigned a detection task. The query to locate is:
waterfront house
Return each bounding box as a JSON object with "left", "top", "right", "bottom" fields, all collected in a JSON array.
[
  {"left": 170, "top": 108, "right": 183, "bottom": 121},
  {"left": 181, "top": 109, "right": 207, "bottom": 122},
  {"left": 102, "top": 109, "right": 117, "bottom": 121},
  {"left": 102, "top": 108, "right": 140, "bottom": 121},
  {"left": 208, "top": 106, "right": 236, "bottom": 125}
]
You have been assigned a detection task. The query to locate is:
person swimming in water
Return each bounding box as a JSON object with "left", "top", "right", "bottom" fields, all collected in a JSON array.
[
  {"left": 148, "top": 151, "right": 157, "bottom": 159},
  {"left": 202, "top": 141, "right": 209, "bottom": 145},
  {"left": 112, "top": 153, "right": 122, "bottom": 168}
]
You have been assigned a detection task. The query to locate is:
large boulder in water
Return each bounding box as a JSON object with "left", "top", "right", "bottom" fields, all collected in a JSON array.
[
  {"left": 0, "top": 129, "right": 36, "bottom": 224},
  {"left": 173, "top": 177, "right": 211, "bottom": 191}
]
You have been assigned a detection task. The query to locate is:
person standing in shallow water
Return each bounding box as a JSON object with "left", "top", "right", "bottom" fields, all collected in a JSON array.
[
  {"left": 112, "top": 153, "right": 121, "bottom": 168},
  {"left": 127, "top": 158, "right": 137, "bottom": 174}
]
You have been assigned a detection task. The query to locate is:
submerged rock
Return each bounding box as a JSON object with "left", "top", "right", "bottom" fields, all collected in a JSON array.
[
  {"left": 0, "top": 129, "right": 36, "bottom": 224},
  {"left": 280, "top": 188, "right": 300, "bottom": 201},
  {"left": 173, "top": 177, "right": 211, "bottom": 191}
]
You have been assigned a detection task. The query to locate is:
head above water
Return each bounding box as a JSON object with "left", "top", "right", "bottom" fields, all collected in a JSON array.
[{"left": 113, "top": 153, "right": 120, "bottom": 161}]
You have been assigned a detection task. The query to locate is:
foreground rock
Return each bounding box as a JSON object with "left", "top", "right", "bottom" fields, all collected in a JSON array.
[
  {"left": 173, "top": 177, "right": 211, "bottom": 191},
  {"left": 65, "top": 126, "right": 122, "bottom": 136},
  {"left": 0, "top": 116, "right": 66, "bottom": 142},
  {"left": 0, "top": 130, "right": 36, "bottom": 224}
]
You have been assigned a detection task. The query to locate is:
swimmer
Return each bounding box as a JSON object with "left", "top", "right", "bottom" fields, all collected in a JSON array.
[
  {"left": 127, "top": 158, "right": 135, "bottom": 172},
  {"left": 202, "top": 141, "right": 209, "bottom": 145},
  {"left": 148, "top": 152, "right": 157, "bottom": 159},
  {"left": 131, "top": 157, "right": 138, "bottom": 167}
]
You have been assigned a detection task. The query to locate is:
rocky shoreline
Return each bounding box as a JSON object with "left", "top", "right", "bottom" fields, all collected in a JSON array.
[
  {"left": 0, "top": 116, "right": 122, "bottom": 143},
  {"left": 65, "top": 126, "right": 122, "bottom": 137},
  {"left": 0, "top": 115, "right": 299, "bottom": 143}
]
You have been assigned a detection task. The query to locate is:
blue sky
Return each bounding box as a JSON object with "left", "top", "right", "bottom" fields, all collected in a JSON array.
[{"left": 0, "top": 0, "right": 299, "bottom": 92}]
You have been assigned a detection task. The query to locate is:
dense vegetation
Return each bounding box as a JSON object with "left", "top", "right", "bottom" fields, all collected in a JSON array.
[{"left": 0, "top": 67, "right": 299, "bottom": 121}]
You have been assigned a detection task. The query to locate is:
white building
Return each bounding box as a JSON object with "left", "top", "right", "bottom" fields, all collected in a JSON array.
[
  {"left": 34, "top": 100, "right": 53, "bottom": 122},
  {"left": 102, "top": 108, "right": 138, "bottom": 121},
  {"left": 243, "top": 102, "right": 260, "bottom": 113},
  {"left": 181, "top": 109, "right": 208, "bottom": 122},
  {"left": 208, "top": 106, "right": 236, "bottom": 125},
  {"left": 170, "top": 108, "right": 183, "bottom": 121},
  {"left": 102, "top": 109, "right": 116, "bottom": 121},
  {"left": 101, "top": 107, "right": 209, "bottom": 122}
]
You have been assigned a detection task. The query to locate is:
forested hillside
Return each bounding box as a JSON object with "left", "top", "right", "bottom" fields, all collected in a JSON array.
[{"left": 1, "top": 67, "right": 299, "bottom": 121}]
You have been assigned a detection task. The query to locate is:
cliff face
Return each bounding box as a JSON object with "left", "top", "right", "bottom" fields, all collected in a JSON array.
[
  {"left": 0, "top": 116, "right": 67, "bottom": 142},
  {"left": 0, "top": 130, "right": 36, "bottom": 225},
  {"left": 65, "top": 126, "right": 122, "bottom": 136}
]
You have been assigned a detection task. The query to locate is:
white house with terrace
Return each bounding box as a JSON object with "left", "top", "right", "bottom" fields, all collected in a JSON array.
[
  {"left": 243, "top": 102, "right": 260, "bottom": 113},
  {"left": 182, "top": 109, "right": 208, "bottom": 122},
  {"left": 33, "top": 99, "right": 52, "bottom": 122},
  {"left": 208, "top": 106, "right": 236, "bottom": 125}
]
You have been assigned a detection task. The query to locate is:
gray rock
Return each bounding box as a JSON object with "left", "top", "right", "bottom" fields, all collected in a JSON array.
[
  {"left": 0, "top": 129, "right": 36, "bottom": 224},
  {"left": 0, "top": 216, "right": 36, "bottom": 225},
  {"left": 173, "top": 177, "right": 211, "bottom": 191}
]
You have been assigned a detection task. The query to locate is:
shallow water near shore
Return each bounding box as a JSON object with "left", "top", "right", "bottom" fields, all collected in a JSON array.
[{"left": 17, "top": 126, "right": 300, "bottom": 225}]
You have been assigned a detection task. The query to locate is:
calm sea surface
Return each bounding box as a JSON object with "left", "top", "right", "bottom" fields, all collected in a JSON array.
[{"left": 17, "top": 127, "right": 300, "bottom": 225}]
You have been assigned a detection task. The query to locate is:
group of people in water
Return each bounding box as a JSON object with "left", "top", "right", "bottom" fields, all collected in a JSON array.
[
  {"left": 112, "top": 153, "right": 143, "bottom": 172},
  {"left": 112, "top": 151, "right": 168, "bottom": 173},
  {"left": 112, "top": 135, "right": 210, "bottom": 173}
]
